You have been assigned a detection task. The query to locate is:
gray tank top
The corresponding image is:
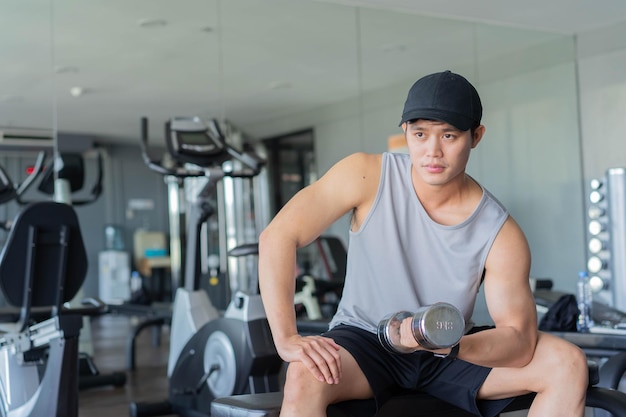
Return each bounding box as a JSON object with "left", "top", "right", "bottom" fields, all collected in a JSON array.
[{"left": 328, "top": 152, "right": 509, "bottom": 333}]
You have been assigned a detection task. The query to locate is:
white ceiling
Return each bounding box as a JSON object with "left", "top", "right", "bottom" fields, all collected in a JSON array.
[
  {"left": 320, "top": 0, "right": 626, "bottom": 34},
  {"left": 1, "top": 0, "right": 626, "bottom": 146}
]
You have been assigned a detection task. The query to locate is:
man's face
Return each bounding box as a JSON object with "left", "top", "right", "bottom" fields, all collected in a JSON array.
[{"left": 403, "top": 119, "right": 483, "bottom": 187}]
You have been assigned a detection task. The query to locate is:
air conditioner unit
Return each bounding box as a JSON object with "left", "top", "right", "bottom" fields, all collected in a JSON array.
[{"left": 0, "top": 128, "right": 54, "bottom": 149}]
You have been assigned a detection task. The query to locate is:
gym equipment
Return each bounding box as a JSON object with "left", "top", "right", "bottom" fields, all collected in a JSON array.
[
  {"left": 377, "top": 303, "right": 465, "bottom": 353},
  {"left": 0, "top": 151, "right": 46, "bottom": 207},
  {"left": 129, "top": 116, "right": 282, "bottom": 417},
  {"left": 210, "top": 356, "right": 626, "bottom": 417},
  {"left": 47, "top": 150, "right": 126, "bottom": 390},
  {"left": 0, "top": 201, "right": 107, "bottom": 417},
  {"left": 16, "top": 149, "right": 104, "bottom": 206},
  {"left": 3, "top": 148, "right": 126, "bottom": 391},
  {"left": 294, "top": 235, "right": 347, "bottom": 320}
]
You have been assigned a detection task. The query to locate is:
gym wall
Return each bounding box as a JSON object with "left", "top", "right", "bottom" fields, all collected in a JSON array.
[
  {"left": 246, "top": 21, "right": 626, "bottom": 316},
  {"left": 251, "top": 49, "right": 584, "bottom": 308},
  {"left": 56, "top": 16, "right": 626, "bottom": 323},
  {"left": 73, "top": 144, "right": 169, "bottom": 298},
  {"left": 3, "top": 3, "right": 626, "bottom": 331}
]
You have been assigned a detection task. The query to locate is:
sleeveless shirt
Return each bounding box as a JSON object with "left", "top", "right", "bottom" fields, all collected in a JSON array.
[{"left": 328, "top": 152, "right": 509, "bottom": 334}]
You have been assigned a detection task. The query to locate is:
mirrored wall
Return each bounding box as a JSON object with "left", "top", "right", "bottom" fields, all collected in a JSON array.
[
  {"left": 43, "top": 1, "right": 577, "bottom": 145},
  {"left": 0, "top": 1, "right": 584, "bottom": 298},
  {"left": 0, "top": 0, "right": 55, "bottom": 236}
]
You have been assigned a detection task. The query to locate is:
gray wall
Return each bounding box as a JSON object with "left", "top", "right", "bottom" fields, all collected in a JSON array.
[
  {"left": 578, "top": 21, "right": 626, "bottom": 210},
  {"left": 2, "top": 144, "right": 171, "bottom": 300},
  {"left": 250, "top": 60, "right": 585, "bottom": 299},
  {"left": 6, "top": 13, "right": 626, "bottom": 317},
  {"left": 68, "top": 23, "right": 626, "bottom": 315},
  {"left": 232, "top": 25, "right": 624, "bottom": 321},
  {"left": 75, "top": 144, "right": 169, "bottom": 297}
]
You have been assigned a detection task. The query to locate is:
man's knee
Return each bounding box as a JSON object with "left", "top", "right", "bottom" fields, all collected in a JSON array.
[
  {"left": 283, "top": 362, "right": 328, "bottom": 405},
  {"left": 556, "top": 341, "right": 588, "bottom": 386},
  {"left": 284, "top": 362, "right": 313, "bottom": 391},
  {"left": 536, "top": 334, "right": 588, "bottom": 390}
]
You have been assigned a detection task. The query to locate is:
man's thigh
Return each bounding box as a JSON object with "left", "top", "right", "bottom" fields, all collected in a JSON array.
[
  {"left": 479, "top": 365, "right": 534, "bottom": 401},
  {"left": 478, "top": 332, "right": 580, "bottom": 400},
  {"left": 333, "top": 346, "right": 375, "bottom": 402}
]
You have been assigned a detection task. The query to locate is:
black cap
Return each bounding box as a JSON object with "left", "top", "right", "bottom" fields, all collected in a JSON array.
[{"left": 399, "top": 70, "right": 482, "bottom": 131}]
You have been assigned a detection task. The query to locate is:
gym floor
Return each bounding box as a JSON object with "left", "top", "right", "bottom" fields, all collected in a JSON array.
[{"left": 78, "top": 314, "right": 176, "bottom": 417}]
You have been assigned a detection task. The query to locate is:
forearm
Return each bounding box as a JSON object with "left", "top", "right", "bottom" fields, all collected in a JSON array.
[
  {"left": 459, "top": 325, "right": 537, "bottom": 368},
  {"left": 261, "top": 289, "right": 299, "bottom": 348},
  {"left": 258, "top": 229, "right": 300, "bottom": 347}
]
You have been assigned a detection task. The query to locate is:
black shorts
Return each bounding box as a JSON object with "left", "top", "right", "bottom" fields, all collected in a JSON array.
[{"left": 323, "top": 325, "right": 515, "bottom": 417}]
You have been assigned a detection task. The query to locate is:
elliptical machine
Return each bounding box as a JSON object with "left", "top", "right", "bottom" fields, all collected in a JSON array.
[{"left": 130, "top": 117, "right": 283, "bottom": 417}]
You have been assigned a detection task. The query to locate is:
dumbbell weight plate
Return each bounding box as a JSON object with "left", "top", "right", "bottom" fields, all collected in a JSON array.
[{"left": 412, "top": 302, "right": 465, "bottom": 350}]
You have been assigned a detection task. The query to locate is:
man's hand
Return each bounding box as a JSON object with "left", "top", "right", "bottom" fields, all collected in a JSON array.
[
  {"left": 400, "top": 317, "right": 420, "bottom": 350},
  {"left": 277, "top": 334, "right": 342, "bottom": 385}
]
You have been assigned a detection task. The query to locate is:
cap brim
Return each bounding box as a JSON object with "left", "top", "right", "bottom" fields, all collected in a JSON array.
[{"left": 399, "top": 109, "right": 474, "bottom": 131}]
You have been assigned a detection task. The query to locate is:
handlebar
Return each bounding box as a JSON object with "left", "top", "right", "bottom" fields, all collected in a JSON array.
[
  {"left": 14, "top": 149, "right": 104, "bottom": 206},
  {"left": 16, "top": 151, "right": 46, "bottom": 196},
  {"left": 0, "top": 150, "right": 47, "bottom": 205},
  {"left": 72, "top": 149, "right": 104, "bottom": 206},
  {"left": 140, "top": 116, "right": 264, "bottom": 179}
]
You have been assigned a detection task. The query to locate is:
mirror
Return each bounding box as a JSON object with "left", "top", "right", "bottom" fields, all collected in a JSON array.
[
  {"left": 0, "top": 1, "right": 54, "bottom": 134},
  {"left": 0, "top": 0, "right": 55, "bottom": 243},
  {"left": 0, "top": 1, "right": 54, "bottom": 307},
  {"left": 46, "top": 1, "right": 580, "bottom": 302}
]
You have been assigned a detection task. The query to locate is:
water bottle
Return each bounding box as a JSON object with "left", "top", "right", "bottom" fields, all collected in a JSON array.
[
  {"left": 130, "top": 271, "right": 142, "bottom": 293},
  {"left": 576, "top": 271, "right": 594, "bottom": 332}
]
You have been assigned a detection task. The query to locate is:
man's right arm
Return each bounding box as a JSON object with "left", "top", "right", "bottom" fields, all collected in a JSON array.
[{"left": 257, "top": 152, "right": 380, "bottom": 384}]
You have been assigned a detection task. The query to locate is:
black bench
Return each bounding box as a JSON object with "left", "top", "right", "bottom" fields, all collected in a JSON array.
[{"left": 211, "top": 357, "right": 626, "bottom": 417}]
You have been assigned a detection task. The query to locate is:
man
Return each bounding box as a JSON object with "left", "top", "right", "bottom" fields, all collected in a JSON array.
[{"left": 258, "top": 70, "right": 587, "bottom": 417}]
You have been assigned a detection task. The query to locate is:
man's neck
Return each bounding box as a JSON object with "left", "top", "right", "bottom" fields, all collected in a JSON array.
[{"left": 413, "top": 173, "right": 482, "bottom": 226}]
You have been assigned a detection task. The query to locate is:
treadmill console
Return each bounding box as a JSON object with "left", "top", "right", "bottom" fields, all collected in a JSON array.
[
  {"left": 141, "top": 115, "right": 263, "bottom": 176},
  {"left": 167, "top": 117, "right": 225, "bottom": 163}
]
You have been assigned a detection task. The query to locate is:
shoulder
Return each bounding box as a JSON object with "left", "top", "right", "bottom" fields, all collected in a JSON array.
[
  {"left": 474, "top": 183, "right": 527, "bottom": 266},
  {"left": 480, "top": 185, "right": 508, "bottom": 215},
  {"left": 340, "top": 151, "right": 383, "bottom": 168},
  {"left": 487, "top": 215, "right": 531, "bottom": 269},
  {"left": 314, "top": 152, "right": 383, "bottom": 218},
  {"left": 320, "top": 152, "right": 382, "bottom": 184}
]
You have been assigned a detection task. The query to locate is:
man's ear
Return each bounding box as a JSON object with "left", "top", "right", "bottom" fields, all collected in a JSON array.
[
  {"left": 401, "top": 122, "right": 407, "bottom": 133},
  {"left": 471, "top": 125, "right": 486, "bottom": 148}
]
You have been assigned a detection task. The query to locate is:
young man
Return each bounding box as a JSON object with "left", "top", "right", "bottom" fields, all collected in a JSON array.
[{"left": 258, "top": 70, "right": 588, "bottom": 417}]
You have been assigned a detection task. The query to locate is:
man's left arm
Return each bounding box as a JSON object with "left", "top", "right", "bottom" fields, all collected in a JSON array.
[{"left": 456, "top": 216, "right": 538, "bottom": 368}]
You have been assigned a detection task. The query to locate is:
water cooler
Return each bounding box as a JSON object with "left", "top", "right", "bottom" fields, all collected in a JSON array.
[
  {"left": 99, "top": 251, "right": 131, "bottom": 303},
  {"left": 98, "top": 225, "right": 131, "bottom": 303}
]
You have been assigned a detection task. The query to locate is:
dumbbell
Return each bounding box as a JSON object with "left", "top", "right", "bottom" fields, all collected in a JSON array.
[{"left": 377, "top": 302, "right": 465, "bottom": 354}]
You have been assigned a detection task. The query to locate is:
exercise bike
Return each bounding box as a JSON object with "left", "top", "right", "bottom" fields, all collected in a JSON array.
[
  {"left": 0, "top": 196, "right": 106, "bottom": 416},
  {"left": 2, "top": 148, "right": 127, "bottom": 392},
  {"left": 130, "top": 117, "right": 283, "bottom": 417}
]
